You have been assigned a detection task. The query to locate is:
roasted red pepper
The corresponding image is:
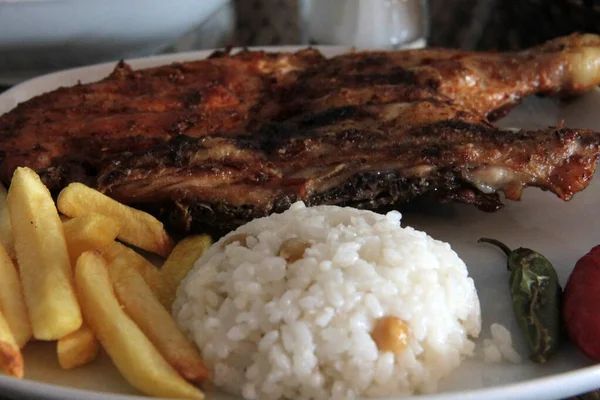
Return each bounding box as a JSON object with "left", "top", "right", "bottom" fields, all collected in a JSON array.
[{"left": 563, "top": 245, "right": 600, "bottom": 361}]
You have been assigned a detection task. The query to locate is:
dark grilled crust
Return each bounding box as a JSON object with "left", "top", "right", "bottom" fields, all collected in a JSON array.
[
  {"left": 95, "top": 99, "right": 600, "bottom": 233},
  {"left": 149, "top": 169, "right": 503, "bottom": 236},
  {"left": 3, "top": 35, "right": 600, "bottom": 234},
  {"left": 3, "top": 34, "right": 600, "bottom": 189},
  {"left": 0, "top": 48, "right": 327, "bottom": 187}
]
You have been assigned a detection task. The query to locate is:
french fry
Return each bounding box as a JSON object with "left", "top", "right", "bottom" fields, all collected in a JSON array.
[
  {"left": 57, "top": 323, "right": 100, "bottom": 370},
  {"left": 159, "top": 235, "right": 212, "bottom": 309},
  {"left": 0, "top": 183, "right": 15, "bottom": 260},
  {"left": 0, "top": 243, "right": 31, "bottom": 348},
  {"left": 108, "top": 256, "right": 210, "bottom": 383},
  {"left": 7, "top": 167, "right": 82, "bottom": 340},
  {"left": 75, "top": 251, "right": 204, "bottom": 399},
  {"left": 57, "top": 183, "right": 174, "bottom": 257},
  {"left": 63, "top": 214, "right": 120, "bottom": 265},
  {"left": 0, "top": 309, "right": 23, "bottom": 378},
  {"left": 102, "top": 241, "right": 165, "bottom": 299}
]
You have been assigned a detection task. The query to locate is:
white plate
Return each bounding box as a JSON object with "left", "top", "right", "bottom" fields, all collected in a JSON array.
[{"left": 1, "top": 47, "right": 600, "bottom": 400}]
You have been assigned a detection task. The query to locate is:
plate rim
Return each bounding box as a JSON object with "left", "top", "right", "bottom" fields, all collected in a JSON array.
[
  {"left": 2, "top": 359, "right": 600, "bottom": 400},
  {"left": 1, "top": 46, "right": 600, "bottom": 400}
]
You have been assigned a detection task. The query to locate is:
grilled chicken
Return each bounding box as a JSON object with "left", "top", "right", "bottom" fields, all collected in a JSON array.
[
  {"left": 0, "top": 49, "right": 326, "bottom": 189},
  {"left": 319, "top": 33, "right": 600, "bottom": 118},
  {"left": 1, "top": 34, "right": 600, "bottom": 233},
  {"left": 97, "top": 101, "right": 600, "bottom": 233}
]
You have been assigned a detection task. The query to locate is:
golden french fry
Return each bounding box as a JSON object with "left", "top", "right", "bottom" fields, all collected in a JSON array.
[
  {"left": 0, "top": 309, "right": 23, "bottom": 378},
  {"left": 108, "top": 256, "right": 210, "bottom": 383},
  {"left": 7, "top": 167, "right": 81, "bottom": 340},
  {"left": 0, "top": 183, "right": 15, "bottom": 260},
  {"left": 102, "top": 241, "right": 165, "bottom": 299},
  {"left": 159, "top": 235, "right": 212, "bottom": 309},
  {"left": 57, "top": 183, "right": 174, "bottom": 257},
  {"left": 57, "top": 323, "right": 100, "bottom": 370},
  {"left": 0, "top": 243, "right": 31, "bottom": 348},
  {"left": 75, "top": 251, "right": 204, "bottom": 399},
  {"left": 63, "top": 214, "right": 120, "bottom": 266}
]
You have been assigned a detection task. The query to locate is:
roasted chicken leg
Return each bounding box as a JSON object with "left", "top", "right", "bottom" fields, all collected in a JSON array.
[
  {"left": 97, "top": 100, "right": 600, "bottom": 233},
  {"left": 1, "top": 34, "right": 600, "bottom": 233}
]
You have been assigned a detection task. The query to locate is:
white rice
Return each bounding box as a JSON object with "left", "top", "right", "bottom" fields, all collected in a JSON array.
[
  {"left": 483, "top": 323, "right": 522, "bottom": 364},
  {"left": 173, "top": 201, "right": 481, "bottom": 399}
]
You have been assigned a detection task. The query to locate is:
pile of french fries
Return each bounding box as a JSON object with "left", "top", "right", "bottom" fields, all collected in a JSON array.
[{"left": 0, "top": 167, "right": 212, "bottom": 399}]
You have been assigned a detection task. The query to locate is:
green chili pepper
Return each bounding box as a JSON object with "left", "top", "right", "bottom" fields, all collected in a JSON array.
[{"left": 478, "top": 238, "right": 562, "bottom": 364}]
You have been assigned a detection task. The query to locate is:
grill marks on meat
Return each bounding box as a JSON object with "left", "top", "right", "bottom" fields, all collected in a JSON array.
[
  {"left": 0, "top": 49, "right": 326, "bottom": 184},
  {"left": 294, "top": 34, "right": 600, "bottom": 119},
  {"left": 3, "top": 34, "right": 600, "bottom": 188},
  {"left": 2, "top": 34, "right": 600, "bottom": 233},
  {"left": 97, "top": 101, "right": 600, "bottom": 232}
]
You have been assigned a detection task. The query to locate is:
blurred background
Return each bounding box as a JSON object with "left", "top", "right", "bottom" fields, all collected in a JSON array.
[
  {"left": 133, "top": 0, "right": 600, "bottom": 52},
  {"left": 201, "top": 0, "right": 600, "bottom": 51},
  {"left": 1, "top": 0, "right": 598, "bottom": 86}
]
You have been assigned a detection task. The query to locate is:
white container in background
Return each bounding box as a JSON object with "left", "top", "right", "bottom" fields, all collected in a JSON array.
[
  {"left": 0, "top": 0, "right": 229, "bottom": 85},
  {"left": 303, "top": 0, "right": 428, "bottom": 49}
]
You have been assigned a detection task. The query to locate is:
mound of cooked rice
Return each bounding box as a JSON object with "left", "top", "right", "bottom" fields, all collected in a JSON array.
[{"left": 173, "top": 202, "right": 481, "bottom": 399}]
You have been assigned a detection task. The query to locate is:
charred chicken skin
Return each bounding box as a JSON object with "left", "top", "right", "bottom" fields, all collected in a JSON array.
[{"left": 1, "top": 34, "right": 600, "bottom": 233}]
